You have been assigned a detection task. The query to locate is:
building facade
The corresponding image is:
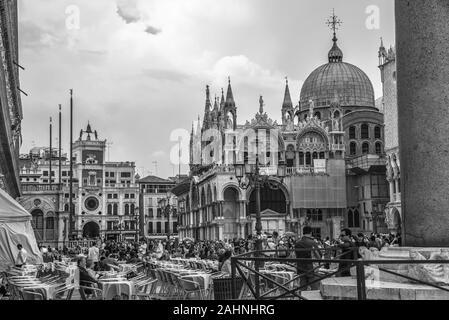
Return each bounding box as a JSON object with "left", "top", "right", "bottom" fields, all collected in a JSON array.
[
  {"left": 138, "top": 175, "right": 178, "bottom": 240},
  {"left": 379, "top": 41, "right": 402, "bottom": 234},
  {"left": 17, "top": 123, "right": 140, "bottom": 247},
  {"left": 173, "top": 31, "right": 389, "bottom": 241},
  {"left": 0, "top": 0, "right": 23, "bottom": 198}
]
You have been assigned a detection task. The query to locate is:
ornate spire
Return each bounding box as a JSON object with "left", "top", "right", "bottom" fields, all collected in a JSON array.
[
  {"left": 282, "top": 77, "right": 293, "bottom": 109},
  {"left": 326, "top": 9, "right": 343, "bottom": 63},
  {"left": 220, "top": 88, "right": 225, "bottom": 110},
  {"left": 203, "top": 85, "right": 212, "bottom": 129},
  {"left": 213, "top": 95, "right": 219, "bottom": 111},
  {"left": 86, "top": 121, "right": 92, "bottom": 134},
  {"left": 225, "top": 77, "right": 235, "bottom": 106},
  {"left": 205, "top": 85, "right": 211, "bottom": 110},
  {"left": 259, "top": 95, "right": 264, "bottom": 114}
]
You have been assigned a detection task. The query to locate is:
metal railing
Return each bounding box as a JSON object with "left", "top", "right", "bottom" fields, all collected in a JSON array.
[{"left": 230, "top": 248, "right": 449, "bottom": 300}]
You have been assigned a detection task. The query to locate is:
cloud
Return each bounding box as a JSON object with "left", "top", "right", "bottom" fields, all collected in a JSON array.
[
  {"left": 144, "top": 25, "right": 161, "bottom": 35},
  {"left": 116, "top": 0, "right": 141, "bottom": 24}
]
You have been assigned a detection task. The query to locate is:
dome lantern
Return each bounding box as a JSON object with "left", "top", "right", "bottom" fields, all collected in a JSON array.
[{"left": 326, "top": 9, "right": 343, "bottom": 63}]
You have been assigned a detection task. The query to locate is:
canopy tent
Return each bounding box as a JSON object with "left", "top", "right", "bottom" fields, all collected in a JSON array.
[{"left": 0, "top": 188, "right": 42, "bottom": 272}]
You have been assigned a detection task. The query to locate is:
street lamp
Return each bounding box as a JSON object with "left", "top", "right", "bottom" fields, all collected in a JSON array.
[
  {"left": 133, "top": 207, "right": 140, "bottom": 242},
  {"left": 235, "top": 155, "right": 286, "bottom": 300},
  {"left": 158, "top": 195, "right": 177, "bottom": 251},
  {"left": 234, "top": 156, "right": 286, "bottom": 255},
  {"left": 118, "top": 216, "right": 123, "bottom": 242}
]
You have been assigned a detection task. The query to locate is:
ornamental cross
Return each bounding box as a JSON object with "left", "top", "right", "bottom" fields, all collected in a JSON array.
[{"left": 326, "top": 9, "right": 342, "bottom": 36}]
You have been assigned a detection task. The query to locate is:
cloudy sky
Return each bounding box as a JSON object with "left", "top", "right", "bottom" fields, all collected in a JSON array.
[{"left": 18, "top": 0, "right": 395, "bottom": 179}]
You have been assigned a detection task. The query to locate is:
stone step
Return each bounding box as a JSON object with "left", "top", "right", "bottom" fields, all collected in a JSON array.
[
  {"left": 301, "top": 290, "right": 323, "bottom": 300},
  {"left": 320, "top": 277, "right": 449, "bottom": 300}
]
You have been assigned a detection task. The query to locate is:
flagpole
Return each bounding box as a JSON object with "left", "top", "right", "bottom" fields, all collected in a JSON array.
[
  {"left": 69, "top": 89, "right": 74, "bottom": 239},
  {"left": 49, "top": 117, "right": 52, "bottom": 187}
]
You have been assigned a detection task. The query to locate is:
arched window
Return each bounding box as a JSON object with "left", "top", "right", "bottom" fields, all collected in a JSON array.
[
  {"left": 305, "top": 152, "right": 311, "bottom": 166},
  {"left": 299, "top": 152, "right": 304, "bottom": 166},
  {"left": 347, "top": 210, "right": 354, "bottom": 228},
  {"left": 361, "top": 124, "right": 369, "bottom": 139},
  {"left": 349, "top": 126, "right": 356, "bottom": 139},
  {"left": 354, "top": 210, "right": 360, "bottom": 228},
  {"left": 333, "top": 110, "right": 340, "bottom": 118},
  {"left": 248, "top": 187, "right": 286, "bottom": 214},
  {"left": 113, "top": 204, "right": 118, "bottom": 215},
  {"left": 46, "top": 216, "right": 54, "bottom": 229},
  {"left": 286, "top": 145, "right": 295, "bottom": 168},
  {"left": 125, "top": 204, "right": 130, "bottom": 215},
  {"left": 64, "top": 204, "right": 69, "bottom": 212},
  {"left": 374, "top": 126, "right": 381, "bottom": 139},
  {"left": 130, "top": 204, "right": 135, "bottom": 215},
  {"left": 350, "top": 142, "right": 357, "bottom": 156},
  {"left": 375, "top": 142, "right": 382, "bottom": 155},
  {"left": 312, "top": 152, "right": 318, "bottom": 160},
  {"left": 362, "top": 142, "right": 370, "bottom": 154},
  {"left": 107, "top": 204, "right": 112, "bottom": 215},
  {"left": 314, "top": 111, "right": 321, "bottom": 120}
]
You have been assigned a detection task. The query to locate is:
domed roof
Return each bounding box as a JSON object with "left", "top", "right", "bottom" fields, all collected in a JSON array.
[{"left": 300, "top": 38, "right": 375, "bottom": 110}]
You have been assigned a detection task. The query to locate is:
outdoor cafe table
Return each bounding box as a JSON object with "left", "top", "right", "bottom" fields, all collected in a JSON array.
[
  {"left": 153, "top": 263, "right": 214, "bottom": 291},
  {"left": 9, "top": 276, "right": 60, "bottom": 300},
  {"left": 259, "top": 270, "right": 297, "bottom": 290},
  {"left": 99, "top": 278, "right": 135, "bottom": 300}
]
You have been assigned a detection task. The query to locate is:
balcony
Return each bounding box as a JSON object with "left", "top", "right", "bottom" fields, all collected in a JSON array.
[
  {"left": 346, "top": 154, "right": 386, "bottom": 174},
  {"left": 331, "top": 143, "right": 345, "bottom": 151},
  {"left": 286, "top": 166, "right": 327, "bottom": 176},
  {"left": 22, "top": 184, "right": 62, "bottom": 193}
]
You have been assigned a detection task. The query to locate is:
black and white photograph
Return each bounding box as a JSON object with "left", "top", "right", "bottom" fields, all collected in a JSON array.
[{"left": 0, "top": 0, "right": 448, "bottom": 310}]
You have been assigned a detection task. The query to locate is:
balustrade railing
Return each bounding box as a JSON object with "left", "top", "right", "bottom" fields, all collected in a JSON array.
[
  {"left": 286, "top": 166, "right": 327, "bottom": 175},
  {"left": 22, "top": 184, "right": 62, "bottom": 192}
]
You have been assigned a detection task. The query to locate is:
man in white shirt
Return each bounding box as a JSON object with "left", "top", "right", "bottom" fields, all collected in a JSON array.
[
  {"left": 15, "top": 244, "right": 28, "bottom": 267},
  {"left": 87, "top": 243, "right": 100, "bottom": 269}
]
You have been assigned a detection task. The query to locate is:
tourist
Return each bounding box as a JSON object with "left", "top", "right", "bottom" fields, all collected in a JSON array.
[
  {"left": 87, "top": 242, "right": 100, "bottom": 270},
  {"left": 85, "top": 259, "right": 98, "bottom": 279},
  {"left": 77, "top": 256, "right": 99, "bottom": 295},
  {"left": 294, "top": 226, "right": 321, "bottom": 291},
  {"left": 277, "top": 240, "right": 289, "bottom": 258},
  {"left": 323, "top": 237, "right": 332, "bottom": 269},
  {"left": 336, "top": 228, "right": 355, "bottom": 277},
  {"left": 103, "top": 251, "right": 120, "bottom": 271},
  {"left": 218, "top": 249, "right": 233, "bottom": 275},
  {"left": 15, "top": 244, "right": 28, "bottom": 268}
]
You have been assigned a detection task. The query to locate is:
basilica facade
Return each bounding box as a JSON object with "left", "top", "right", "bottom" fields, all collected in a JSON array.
[{"left": 173, "top": 31, "right": 389, "bottom": 241}]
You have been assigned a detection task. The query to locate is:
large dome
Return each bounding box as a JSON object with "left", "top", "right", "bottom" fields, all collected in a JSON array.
[{"left": 300, "top": 39, "right": 375, "bottom": 110}]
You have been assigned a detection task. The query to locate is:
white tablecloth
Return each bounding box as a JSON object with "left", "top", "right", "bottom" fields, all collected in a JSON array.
[{"left": 100, "top": 280, "right": 135, "bottom": 300}]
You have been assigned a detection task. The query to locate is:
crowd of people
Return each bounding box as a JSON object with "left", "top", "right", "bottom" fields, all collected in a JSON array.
[{"left": 1, "top": 229, "right": 402, "bottom": 298}]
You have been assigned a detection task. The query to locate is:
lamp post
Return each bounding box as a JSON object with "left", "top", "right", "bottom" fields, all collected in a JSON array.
[
  {"left": 134, "top": 207, "right": 140, "bottom": 242},
  {"left": 118, "top": 216, "right": 123, "bottom": 242},
  {"left": 235, "top": 155, "right": 286, "bottom": 300},
  {"left": 159, "top": 195, "right": 177, "bottom": 251},
  {"left": 234, "top": 158, "right": 287, "bottom": 254}
]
